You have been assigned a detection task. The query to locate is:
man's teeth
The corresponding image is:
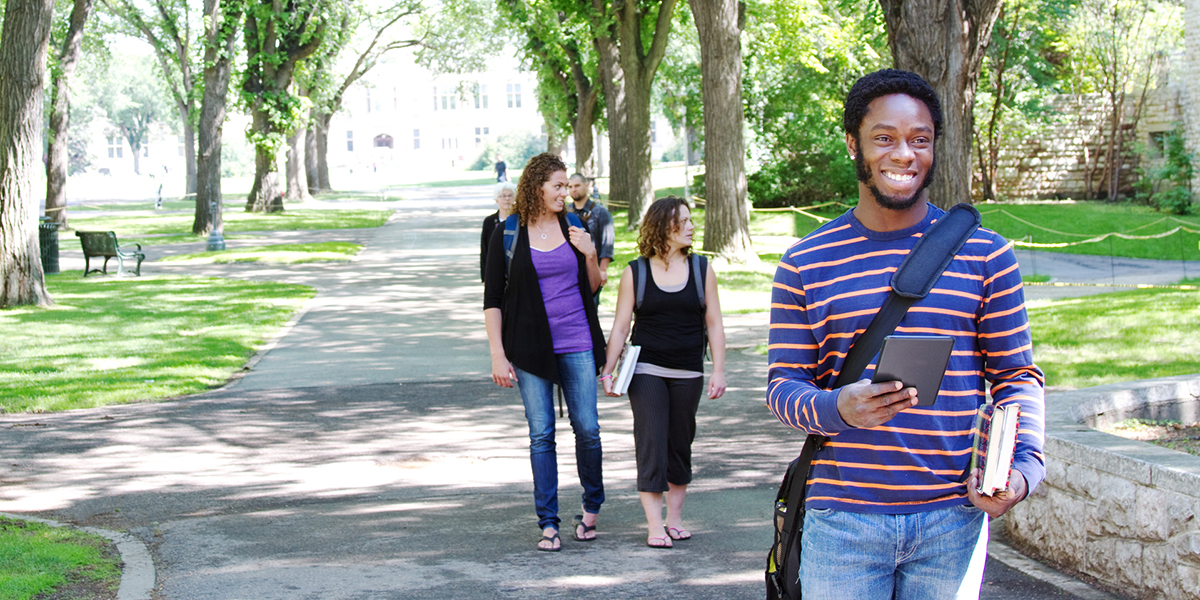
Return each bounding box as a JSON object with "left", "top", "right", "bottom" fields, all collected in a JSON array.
[{"left": 884, "top": 172, "right": 915, "bottom": 182}]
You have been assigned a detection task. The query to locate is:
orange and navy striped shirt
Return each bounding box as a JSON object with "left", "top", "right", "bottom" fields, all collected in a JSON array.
[{"left": 767, "top": 204, "right": 1045, "bottom": 514}]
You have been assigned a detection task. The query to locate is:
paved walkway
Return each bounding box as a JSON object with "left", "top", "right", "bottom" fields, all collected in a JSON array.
[{"left": 3, "top": 188, "right": 1152, "bottom": 599}]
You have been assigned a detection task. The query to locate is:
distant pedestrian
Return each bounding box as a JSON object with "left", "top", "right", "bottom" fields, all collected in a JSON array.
[
  {"left": 495, "top": 155, "right": 508, "bottom": 182},
  {"left": 600, "top": 195, "right": 726, "bottom": 548},
  {"left": 482, "top": 152, "right": 606, "bottom": 552},
  {"left": 481, "top": 181, "right": 517, "bottom": 281},
  {"left": 567, "top": 173, "right": 614, "bottom": 304}
]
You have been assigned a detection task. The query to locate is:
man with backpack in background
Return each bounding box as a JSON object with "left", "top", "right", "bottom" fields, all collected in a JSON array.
[
  {"left": 766, "top": 69, "right": 1046, "bottom": 599},
  {"left": 568, "top": 173, "right": 615, "bottom": 304}
]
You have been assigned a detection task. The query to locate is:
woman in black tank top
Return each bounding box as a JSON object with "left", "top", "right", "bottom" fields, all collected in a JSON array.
[{"left": 598, "top": 196, "right": 727, "bottom": 548}]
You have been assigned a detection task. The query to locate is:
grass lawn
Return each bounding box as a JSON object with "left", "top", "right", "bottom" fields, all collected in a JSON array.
[
  {"left": 67, "top": 209, "right": 392, "bottom": 245},
  {"left": 0, "top": 517, "right": 121, "bottom": 600},
  {"left": 160, "top": 242, "right": 362, "bottom": 264},
  {"left": 1027, "top": 282, "right": 1200, "bottom": 390},
  {"left": 0, "top": 274, "right": 315, "bottom": 413}
]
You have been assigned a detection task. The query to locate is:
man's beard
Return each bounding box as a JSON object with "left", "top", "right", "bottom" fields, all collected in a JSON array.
[{"left": 854, "top": 143, "right": 936, "bottom": 211}]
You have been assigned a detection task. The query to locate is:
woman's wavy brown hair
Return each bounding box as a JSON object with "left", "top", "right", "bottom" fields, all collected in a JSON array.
[
  {"left": 637, "top": 196, "right": 692, "bottom": 259},
  {"left": 514, "top": 153, "right": 568, "bottom": 226}
]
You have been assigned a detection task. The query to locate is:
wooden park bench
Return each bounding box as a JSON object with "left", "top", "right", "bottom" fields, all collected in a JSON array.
[{"left": 75, "top": 231, "right": 145, "bottom": 277}]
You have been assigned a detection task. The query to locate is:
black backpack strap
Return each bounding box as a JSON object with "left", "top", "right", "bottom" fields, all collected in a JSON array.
[
  {"left": 690, "top": 254, "right": 706, "bottom": 309},
  {"left": 834, "top": 204, "right": 980, "bottom": 387},
  {"left": 633, "top": 256, "right": 649, "bottom": 312}
]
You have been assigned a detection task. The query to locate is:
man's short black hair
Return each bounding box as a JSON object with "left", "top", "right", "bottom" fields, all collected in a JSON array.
[{"left": 843, "top": 69, "right": 942, "bottom": 140}]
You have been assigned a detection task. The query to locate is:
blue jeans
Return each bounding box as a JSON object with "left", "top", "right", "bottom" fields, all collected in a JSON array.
[
  {"left": 799, "top": 505, "right": 989, "bottom": 600},
  {"left": 514, "top": 351, "right": 604, "bottom": 530}
]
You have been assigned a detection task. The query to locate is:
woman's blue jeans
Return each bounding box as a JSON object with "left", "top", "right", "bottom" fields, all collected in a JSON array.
[{"left": 514, "top": 351, "right": 604, "bottom": 531}]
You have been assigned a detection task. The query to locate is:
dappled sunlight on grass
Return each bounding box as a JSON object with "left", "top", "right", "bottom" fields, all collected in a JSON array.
[
  {"left": 161, "top": 242, "right": 363, "bottom": 265},
  {"left": 0, "top": 274, "right": 314, "bottom": 413},
  {"left": 1028, "top": 286, "right": 1200, "bottom": 389},
  {"left": 68, "top": 209, "right": 392, "bottom": 239}
]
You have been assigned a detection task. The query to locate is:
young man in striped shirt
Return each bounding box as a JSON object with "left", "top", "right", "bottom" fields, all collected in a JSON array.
[{"left": 767, "top": 69, "right": 1045, "bottom": 599}]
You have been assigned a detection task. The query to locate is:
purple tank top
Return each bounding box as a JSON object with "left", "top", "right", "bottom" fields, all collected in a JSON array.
[{"left": 530, "top": 242, "right": 592, "bottom": 354}]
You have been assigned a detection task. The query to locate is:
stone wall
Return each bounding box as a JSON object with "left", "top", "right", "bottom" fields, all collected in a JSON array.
[
  {"left": 1003, "top": 375, "right": 1200, "bottom": 600},
  {"left": 990, "top": 90, "right": 1183, "bottom": 201},
  {"left": 1186, "top": 0, "right": 1200, "bottom": 179}
]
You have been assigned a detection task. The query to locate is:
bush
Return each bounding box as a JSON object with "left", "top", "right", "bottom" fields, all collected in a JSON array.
[
  {"left": 747, "top": 152, "right": 859, "bottom": 208},
  {"left": 1137, "top": 128, "right": 1194, "bottom": 215}
]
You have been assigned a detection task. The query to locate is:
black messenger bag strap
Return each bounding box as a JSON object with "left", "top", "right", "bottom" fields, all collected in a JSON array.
[{"left": 772, "top": 204, "right": 980, "bottom": 599}]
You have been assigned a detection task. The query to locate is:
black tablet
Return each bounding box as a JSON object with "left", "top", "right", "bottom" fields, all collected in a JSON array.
[{"left": 871, "top": 335, "right": 955, "bottom": 406}]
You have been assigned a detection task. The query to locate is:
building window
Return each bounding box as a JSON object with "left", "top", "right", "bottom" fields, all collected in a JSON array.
[
  {"left": 177, "top": 135, "right": 185, "bottom": 157},
  {"left": 107, "top": 136, "right": 123, "bottom": 158},
  {"left": 374, "top": 134, "right": 394, "bottom": 149},
  {"left": 475, "top": 126, "right": 490, "bottom": 148},
  {"left": 413, "top": 129, "right": 420, "bottom": 150},
  {"left": 475, "top": 84, "right": 489, "bottom": 109},
  {"left": 433, "top": 87, "right": 438, "bottom": 111},
  {"left": 366, "top": 89, "right": 371, "bottom": 113},
  {"left": 507, "top": 83, "right": 521, "bottom": 108},
  {"left": 347, "top": 130, "right": 354, "bottom": 152},
  {"left": 651, "top": 120, "right": 657, "bottom": 144}
]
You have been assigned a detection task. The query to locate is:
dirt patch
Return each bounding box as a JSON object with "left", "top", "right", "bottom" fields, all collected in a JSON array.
[{"left": 1102, "top": 420, "right": 1200, "bottom": 457}]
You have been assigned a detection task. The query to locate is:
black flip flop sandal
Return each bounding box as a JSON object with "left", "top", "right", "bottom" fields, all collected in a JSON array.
[
  {"left": 537, "top": 532, "right": 561, "bottom": 552},
  {"left": 573, "top": 514, "right": 597, "bottom": 542}
]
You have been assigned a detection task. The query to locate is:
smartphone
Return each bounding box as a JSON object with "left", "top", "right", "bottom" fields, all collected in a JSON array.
[{"left": 871, "top": 335, "right": 955, "bottom": 406}]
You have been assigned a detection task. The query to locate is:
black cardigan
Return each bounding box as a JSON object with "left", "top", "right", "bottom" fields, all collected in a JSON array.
[
  {"left": 480, "top": 211, "right": 500, "bottom": 282},
  {"left": 482, "top": 213, "right": 605, "bottom": 384}
]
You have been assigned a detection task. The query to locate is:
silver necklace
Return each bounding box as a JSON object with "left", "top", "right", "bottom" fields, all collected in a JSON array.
[{"left": 534, "top": 220, "right": 551, "bottom": 240}]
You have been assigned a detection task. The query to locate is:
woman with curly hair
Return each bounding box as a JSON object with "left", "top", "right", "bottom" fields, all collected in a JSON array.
[
  {"left": 600, "top": 195, "right": 727, "bottom": 548},
  {"left": 482, "top": 152, "right": 606, "bottom": 552}
]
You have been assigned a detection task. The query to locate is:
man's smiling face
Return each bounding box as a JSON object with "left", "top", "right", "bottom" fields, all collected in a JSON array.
[{"left": 849, "top": 93, "right": 936, "bottom": 211}]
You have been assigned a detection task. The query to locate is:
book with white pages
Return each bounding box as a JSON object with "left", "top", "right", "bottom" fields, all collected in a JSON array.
[
  {"left": 970, "top": 403, "right": 1021, "bottom": 496},
  {"left": 611, "top": 343, "right": 641, "bottom": 396}
]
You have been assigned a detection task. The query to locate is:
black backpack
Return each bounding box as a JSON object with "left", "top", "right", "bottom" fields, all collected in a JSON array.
[{"left": 765, "top": 204, "right": 980, "bottom": 600}]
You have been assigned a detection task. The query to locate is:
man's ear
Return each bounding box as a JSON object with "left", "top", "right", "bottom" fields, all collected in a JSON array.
[{"left": 845, "top": 133, "right": 857, "bottom": 159}]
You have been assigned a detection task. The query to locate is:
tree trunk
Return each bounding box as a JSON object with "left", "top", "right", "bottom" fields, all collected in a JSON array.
[
  {"left": 0, "top": 0, "right": 55, "bottom": 307},
  {"left": 284, "top": 128, "right": 310, "bottom": 203},
  {"left": 316, "top": 112, "right": 332, "bottom": 190},
  {"left": 130, "top": 138, "right": 142, "bottom": 175},
  {"left": 879, "top": 0, "right": 1003, "bottom": 209},
  {"left": 183, "top": 118, "right": 197, "bottom": 196},
  {"left": 593, "top": 0, "right": 677, "bottom": 227},
  {"left": 193, "top": 0, "right": 241, "bottom": 236},
  {"left": 573, "top": 91, "right": 598, "bottom": 178},
  {"left": 246, "top": 106, "right": 285, "bottom": 213},
  {"left": 304, "top": 123, "right": 319, "bottom": 194},
  {"left": 44, "top": 0, "right": 94, "bottom": 230},
  {"left": 690, "top": 0, "right": 756, "bottom": 264}
]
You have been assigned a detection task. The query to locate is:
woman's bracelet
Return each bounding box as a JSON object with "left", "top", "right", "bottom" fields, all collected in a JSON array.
[{"left": 599, "top": 373, "right": 614, "bottom": 381}]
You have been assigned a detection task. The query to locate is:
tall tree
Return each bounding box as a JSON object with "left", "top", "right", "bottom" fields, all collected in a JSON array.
[
  {"left": 973, "top": 0, "right": 1065, "bottom": 202},
  {"left": 879, "top": 0, "right": 1003, "bottom": 209},
  {"left": 1059, "top": 0, "right": 1181, "bottom": 202},
  {"left": 499, "top": 0, "right": 602, "bottom": 177},
  {"left": 99, "top": 55, "right": 169, "bottom": 176},
  {"left": 241, "top": 0, "right": 328, "bottom": 213},
  {"left": 689, "top": 0, "right": 755, "bottom": 262},
  {"left": 192, "top": 0, "right": 244, "bottom": 235},
  {"left": 0, "top": 0, "right": 56, "bottom": 308},
  {"left": 103, "top": 0, "right": 202, "bottom": 196},
  {"left": 44, "top": 0, "right": 97, "bottom": 230},
  {"left": 590, "top": 0, "right": 677, "bottom": 224},
  {"left": 302, "top": 0, "right": 422, "bottom": 193}
]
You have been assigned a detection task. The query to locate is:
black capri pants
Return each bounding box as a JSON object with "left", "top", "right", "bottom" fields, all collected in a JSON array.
[{"left": 627, "top": 373, "right": 704, "bottom": 493}]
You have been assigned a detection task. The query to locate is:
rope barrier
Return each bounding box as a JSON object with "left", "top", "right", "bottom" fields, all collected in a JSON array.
[{"left": 1025, "top": 281, "right": 1199, "bottom": 290}]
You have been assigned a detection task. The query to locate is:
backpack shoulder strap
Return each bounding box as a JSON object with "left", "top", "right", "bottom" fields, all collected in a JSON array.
[
  {"left": 690, "top": 254, "right": 706, "bottom": 309},
  {"left": 633, "top": 256, "right": 648, "bottom": 312},
  {"left": 503, "top": 213, "right": 520, "bottom": 278},
  {"left": 566, "top": 212, "right": 583, "bottom": 229},
  {"left": 833, "top": 203, "right": 980, "bottom": 388}
]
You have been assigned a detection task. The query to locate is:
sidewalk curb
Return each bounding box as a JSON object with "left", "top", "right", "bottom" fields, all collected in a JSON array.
[
  {"left": 987, "top": 539, "right": 1120, "bottom": 599},
  {"left": 0, "top": 512, "right": 155, "bottom": 600}
]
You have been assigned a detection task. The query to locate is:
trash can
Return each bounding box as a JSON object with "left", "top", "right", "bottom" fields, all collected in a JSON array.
[{"left": 38, "top": 216, "right": 60, "bottom": 275}]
